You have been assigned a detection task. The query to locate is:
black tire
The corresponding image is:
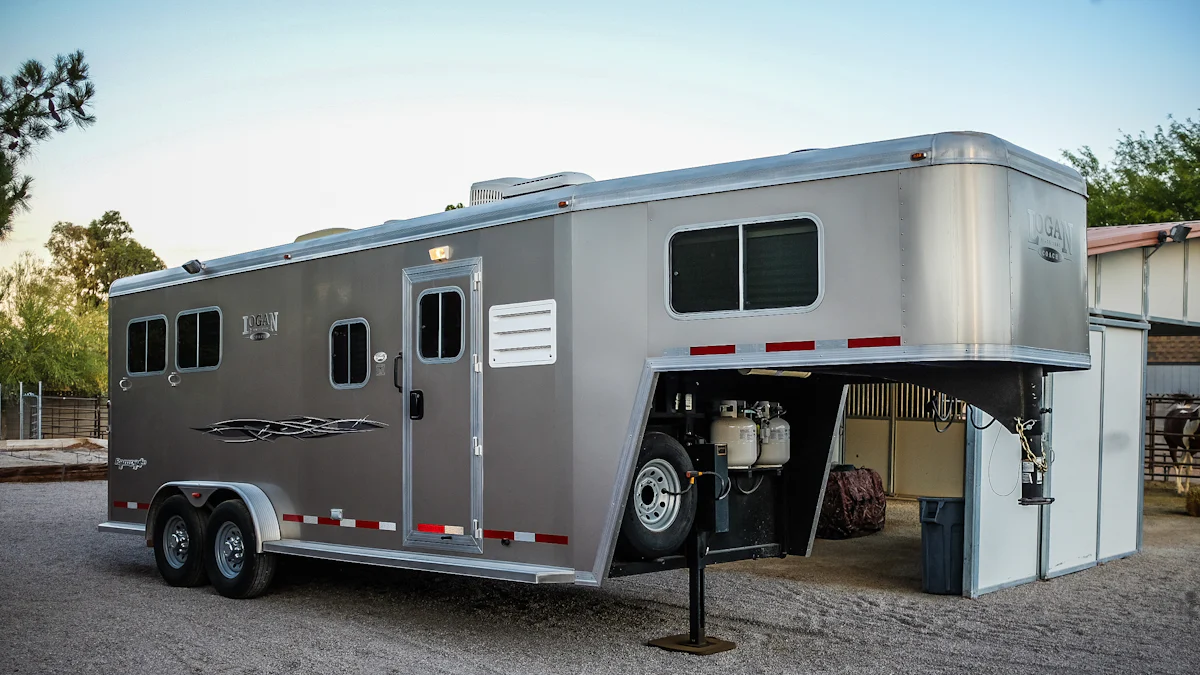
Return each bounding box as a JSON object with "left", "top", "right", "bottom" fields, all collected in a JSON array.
[
  {"left": 617, "top": 432, "right": 697, "bottom": 559},
  {"left": 153, "top": 495, "right": 208, "bottom": 587},
  {"left": 204, "top": 500, "right": 277, "bottom": 599}
]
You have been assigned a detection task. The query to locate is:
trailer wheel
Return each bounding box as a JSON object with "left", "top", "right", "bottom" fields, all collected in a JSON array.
[
  {"left": 618, "top": 432, "right": 697, "bottom": 559},
  {"left": 204, "top": 500, "right": 277, "bottom": 599},
  {"left": 153, "top": 495, "right": 208, "bottom": 587}
]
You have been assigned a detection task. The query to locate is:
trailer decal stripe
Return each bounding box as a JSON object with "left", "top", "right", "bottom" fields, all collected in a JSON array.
[
  {"left": 113, "top": 501, "right": 150, "bottom": 510},
  {"left": 481, "top": 529, "right": 568, "bottom": 545},
  {"left": 283, "top": 514, "right": 397, "bottom": 531}
]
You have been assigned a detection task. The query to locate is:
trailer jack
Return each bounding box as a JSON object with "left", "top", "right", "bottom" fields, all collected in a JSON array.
[{"left": 647, "top": 530, "right": 736, "bottom": 655}]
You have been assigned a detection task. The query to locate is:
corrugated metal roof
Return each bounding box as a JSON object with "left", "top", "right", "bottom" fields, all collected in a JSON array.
[{"left": 1087, "top": 221, "right": 1200, "bottom": 256}]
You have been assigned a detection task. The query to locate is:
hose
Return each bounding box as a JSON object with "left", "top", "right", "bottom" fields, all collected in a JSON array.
[{"left": 734, "top": 473, "right": 765, "bottom": 495}]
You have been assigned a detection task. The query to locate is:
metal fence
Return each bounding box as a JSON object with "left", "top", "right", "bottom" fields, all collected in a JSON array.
[
  {"left": 1145, "top": 394, "right": 1200, "bottom": 482},
  {"left": 845, "top": 382, "right": 968, "bottom": 421},
  {"left": 1, "top": 383, "right": 109, "bottom": 440}
]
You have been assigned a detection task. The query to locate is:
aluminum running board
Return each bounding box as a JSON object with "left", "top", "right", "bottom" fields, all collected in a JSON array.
[
  {"left": 263, "top": 539, "right": 578, "bottom": 584},
  {"left": 97, "top": 521, "right": 146, "bottom": 536}
]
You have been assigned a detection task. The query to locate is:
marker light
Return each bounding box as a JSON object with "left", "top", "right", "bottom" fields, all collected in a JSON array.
[{"left": 429, "top": 246, "right": 452, "bottom": 262}]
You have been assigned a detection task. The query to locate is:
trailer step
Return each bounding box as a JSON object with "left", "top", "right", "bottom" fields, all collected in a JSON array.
[
  {"left": 97, "top": 521, "right": 146, "bottom": 536},
  {"left": 263, "top": 539, "right": 578, "bottom": 584}
]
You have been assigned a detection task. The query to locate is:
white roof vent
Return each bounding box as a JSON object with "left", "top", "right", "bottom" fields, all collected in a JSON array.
[{"left": 469, "top": 172, "right": 594, "bottom": 206}]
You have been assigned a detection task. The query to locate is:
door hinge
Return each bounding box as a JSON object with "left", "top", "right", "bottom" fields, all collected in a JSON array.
[
  {"left": 472, "top": 436, "right": 482, "bottom": 456},
  {"left": 472, "top": 353, "right": 482, "bottom": 372},
  {"left": 473, "top": 518, "right": 481, "bottom": 539},
  {"left": 473, "top": 271, "right": 481, "bottom": 290}
]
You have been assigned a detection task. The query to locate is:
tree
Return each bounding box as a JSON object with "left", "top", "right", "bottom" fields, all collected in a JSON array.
[
  {"left": 445, "top": 203, "right": 464, "bottom": 210},
  {"left": 0, "top": 252, "right": 107, "bottom": 395},
  {"left": 0, "top": 50, "right": 96, "bottom": 239},
  {"left": 45, "top": 210, "right": 165, "bottom": 308},
  {"left": 1064, "top": 112, "right": 1200, "bottom": 227}
]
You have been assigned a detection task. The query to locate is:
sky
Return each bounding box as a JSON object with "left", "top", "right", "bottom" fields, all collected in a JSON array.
[{"left": 1, "top": 0, "right": 1198, "bottom": 269}]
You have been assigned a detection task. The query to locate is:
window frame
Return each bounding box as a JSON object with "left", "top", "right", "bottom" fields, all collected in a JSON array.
[
  {"left": 416, "top": 286, "right": 466, "bottom": 364},
  {"left": 174, "top": 306, "right": 223, "bottom": 373},
  {"left": 665, "top": 212, "right": 825, "bottom": 320},
  {"left": 328, "top": 317, "right": 371, "bottom": 390},
  {"left": 125, "top": 314, "right": 169, "bottom": 377}
]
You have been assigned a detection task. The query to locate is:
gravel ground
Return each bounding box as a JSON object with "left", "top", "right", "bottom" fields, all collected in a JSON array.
[{"left": 1, "top": 481, "right": 1197, "bottom": 674}]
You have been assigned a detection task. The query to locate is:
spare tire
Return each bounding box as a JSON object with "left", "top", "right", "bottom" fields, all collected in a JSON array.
[{"left": 617, "top": 432, "right": 697, "bottom": 559}]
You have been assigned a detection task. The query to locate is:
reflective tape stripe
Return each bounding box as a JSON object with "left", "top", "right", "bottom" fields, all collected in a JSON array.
[
  {"left": 418, "top": 523, "right": 464, "bottom": 536},
  {"left": 113, "top": 501, "right": 149, "bottom": 510},
  {"left": 847, "top": 336, "right": 902, "bottom": 348},
  {"left": 675, "top": 335, "right": 902, "bottom": 356},
  {"left": 283, "top": 514, "right": 397, "bottom": 531},
  {"left": 481, "top": 529, "right": 568, "bottom": 545},
  {"left": 690, "top": 345, "right": 736, "bottom": 356}
]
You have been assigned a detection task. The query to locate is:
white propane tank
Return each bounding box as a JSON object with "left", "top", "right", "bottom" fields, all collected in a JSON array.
[
  {"left": 756, "top": 403, "right": 791, "bottom": 467},
  {"left": 711, "top": 400, "right": 759, "bottom": 468}
]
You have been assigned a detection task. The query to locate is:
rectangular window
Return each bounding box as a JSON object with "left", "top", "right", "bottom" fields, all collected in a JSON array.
[
  {"left": 330, "top": 319, "right": 370, "bottom": 388},
  {"left": 176, "top": 308, "right": 222, "bottom": 371},
  {"left": 127, "top": 316, "right": 167, "bottom": 375},
  {"left": 417, "top": 288, "right": 465, "bottom": 362},
  {"left": 669, "top": 216, "right": 820, "bottom": 315}
]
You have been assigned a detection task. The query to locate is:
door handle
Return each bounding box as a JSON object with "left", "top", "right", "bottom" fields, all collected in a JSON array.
[
  {"left": 393, "top": 353, "right": 402, "bottom": 392},
  {"left": 409, "top": 390, "right": 424, "bottom": 420}
]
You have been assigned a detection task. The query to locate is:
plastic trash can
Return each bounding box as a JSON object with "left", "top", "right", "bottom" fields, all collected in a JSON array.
[{"left": 918, "top": 497, "right": 965, "bottom": 595}]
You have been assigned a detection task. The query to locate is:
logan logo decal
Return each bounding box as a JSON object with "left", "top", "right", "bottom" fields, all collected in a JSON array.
[
  {"left": 114, "top": 457, "right": 147, "bottom": 471},
  {"left": 242, "top": 311, "right": 280, "bottom": 340},
  {"left": 1026, "top": 209, "right": 1076, "bottom": 264}
]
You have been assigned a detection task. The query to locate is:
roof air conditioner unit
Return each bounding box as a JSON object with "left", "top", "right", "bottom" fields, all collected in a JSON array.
[{"left": 469, "top": 172, "right": 594, "bottom": 206}]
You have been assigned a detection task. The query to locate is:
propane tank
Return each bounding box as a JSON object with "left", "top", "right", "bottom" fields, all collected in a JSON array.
[
  {"left": 711, "top": 400, "right": 758, "bottom": 468},
  {"left": 756, "top": 402, "right": 791, "bottom": 467}
]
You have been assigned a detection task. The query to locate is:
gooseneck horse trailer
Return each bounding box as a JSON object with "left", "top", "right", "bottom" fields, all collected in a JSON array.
[{"left": 100, "top": 132, "right": 1088, "bottom": 651}]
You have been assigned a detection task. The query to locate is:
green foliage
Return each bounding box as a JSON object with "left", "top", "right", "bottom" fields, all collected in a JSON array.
[
  {"left": 1064, "top": 113, "right": 1200, "bottom": 227},
  {"left": 445, "top": 203, "right": 465, "bottom": 210},
  {"left": 0, "top": 253, "right": 107, "bottom": 396},
  {"left": 0, "top": 50, "right": 95, "bottom": 239},
  {"left": 46, "top": 210, "right": 165, "bottom": 308}
]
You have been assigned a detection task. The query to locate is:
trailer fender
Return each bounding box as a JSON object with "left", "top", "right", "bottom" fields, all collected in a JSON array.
[{"left": 147, "top": 481, "right": 282, "bottom": 553}]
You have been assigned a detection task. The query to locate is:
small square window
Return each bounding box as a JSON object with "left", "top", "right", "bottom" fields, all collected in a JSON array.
[
  {"left": 127, "top": 316, "right": 167, "bottom": 376},
  {"left": 331, "top": 319, "right": 370, "bottom": 388},
  {"left": 176, "top": 308, "right": 222, "bottom": 371}
]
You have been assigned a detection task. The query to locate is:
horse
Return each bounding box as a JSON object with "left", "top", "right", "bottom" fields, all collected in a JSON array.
[{"left": 1161, "top": 402, "right": 1200, "bottom": 494}]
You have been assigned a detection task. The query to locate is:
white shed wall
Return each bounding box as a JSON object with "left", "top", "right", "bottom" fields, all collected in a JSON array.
[
  {"left": 1148, "top": 244, "right": 1186, "bottom": 320},
  {"left": 1096, "top": 249, "right": 1145, "bottom": 316},
  {"left": 1097, "top": 326, "right": 1145, "bottom": 560}
]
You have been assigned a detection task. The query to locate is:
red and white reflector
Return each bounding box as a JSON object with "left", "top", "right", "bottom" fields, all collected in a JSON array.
[
  {"left": 283, "top": 513, "right": 397, "bottom": 531},
  {"left": 113, "top": 501, "right": 150, "bottom": 510}
]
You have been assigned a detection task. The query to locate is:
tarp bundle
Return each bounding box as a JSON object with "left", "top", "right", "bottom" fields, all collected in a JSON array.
[{"left": 817, "top": 466, "right": 886, "bottom": 539}]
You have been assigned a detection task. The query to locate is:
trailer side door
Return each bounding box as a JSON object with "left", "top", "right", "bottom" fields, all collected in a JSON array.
[{"left": 401, "top": 258, "right": 483, "bottom": 553}]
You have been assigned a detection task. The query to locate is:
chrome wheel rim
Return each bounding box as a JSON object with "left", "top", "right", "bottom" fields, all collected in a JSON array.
[
  {"left": 163, "top": 515, "right": 189, "bottom": 569},
  {"left": 215, "top": 521, "right": 245, "bottom": 579},
  {"left": 634, "top": 458, "right": 681, "bottom": 533}
]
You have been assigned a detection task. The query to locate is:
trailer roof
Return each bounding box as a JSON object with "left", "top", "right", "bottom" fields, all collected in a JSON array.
[{"left": 111, "top": 131, "right": 1086, "bottom": 297}]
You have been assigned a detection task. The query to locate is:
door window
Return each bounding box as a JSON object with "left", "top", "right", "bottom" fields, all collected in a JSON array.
[{"left": 417, "top": 288, "right": 464, "bottom": 363}]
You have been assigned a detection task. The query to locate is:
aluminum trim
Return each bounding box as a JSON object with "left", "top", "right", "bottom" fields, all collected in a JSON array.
[
  {"left": 173, "top": 306, "right": 223, "bottom": 373},
  {"left": 663, "top": 212, "right": 826, "bottom": 320},
  {"left": 328, "top": 318, "right": 371, "bottom": 390},
  {"left": 1090, "top": 308, "right": 1145, "bottom": 323},
  {"left": 97, "top": 521, "right": 146, "bottom": 536},
  {"left": 124, "top": 314, "right": 168, "bottom": 378},
  {"left": 263, "top": 539, "right": 576, "bottom": 584},
  {"left": 1094, "top": 330, "right": 1107, "bottom": 562},
  {"left": 156, "top": 481, "right": 281, "bottom": 553},
  {"left": 1089, "top": 316, "right": 1150, "bottom": 331},
  {"left": 592, "top": 363, "right": 657, "bottom": 583},
  {"left": 110, "top": 132, "right": 1084, "bottom": 298},
  {"left": 1137, "top": 327, "right": 1146, "bottom": 552},
  {"left": 964, "top": 406, "right": 983, "bottom": 597},
  {"left": 401, "top": 258, "right": 484, "bottom": 554},
  {"left": 1096, "top": 551, "right": 1137, "bottom": 565},
  {"left": 806, "top": 385, "right": 847, "bottom": 556},
  {"left": 652, "top": 344, "right": 1090, "bottom": 371}
]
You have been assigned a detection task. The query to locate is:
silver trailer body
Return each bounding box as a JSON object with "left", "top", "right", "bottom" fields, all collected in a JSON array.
[{"left": 102, "top": 131, "right": 1088, "bottom": 588}]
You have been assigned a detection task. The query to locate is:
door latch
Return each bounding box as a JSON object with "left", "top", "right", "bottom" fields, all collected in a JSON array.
[{"left": 409, "top": 390, "right": 424, "bottom": 420}]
